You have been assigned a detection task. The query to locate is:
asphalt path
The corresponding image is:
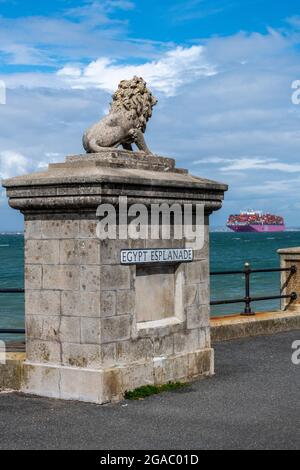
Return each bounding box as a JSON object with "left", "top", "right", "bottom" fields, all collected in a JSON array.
[{"left": 0, "top": 330, "right": 299, "bottom": 450}]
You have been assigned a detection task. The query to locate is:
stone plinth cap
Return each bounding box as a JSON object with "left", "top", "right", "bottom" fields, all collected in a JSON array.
[
  {"left": 3, "top": 150, "right": 228, "bottom": 213},
  {"left": 278, "top": 247, "right": 300, "bottom": 255}
]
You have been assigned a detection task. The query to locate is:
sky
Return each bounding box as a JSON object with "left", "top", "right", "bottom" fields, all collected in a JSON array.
[{"left": 1, "top": 0, "right": 300, "bottom": 230}]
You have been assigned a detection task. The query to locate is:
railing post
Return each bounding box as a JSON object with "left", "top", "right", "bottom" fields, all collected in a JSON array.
[
  {"left": 277, "top": 248, "right": 299, "bottom": 312},
  {"left": 242, "top": 262, "right": 255, "bottom": 316}
]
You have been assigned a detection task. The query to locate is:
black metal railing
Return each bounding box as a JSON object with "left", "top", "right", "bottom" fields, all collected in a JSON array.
[
  {"left": 0, "top": 287, "right": 25, "bottom": 335},
  {"left": 0, "top": 262, "right": 298, "bottom": 334},
  {"left": 210, "top": 263, "right": 297, "bottom": 316}
]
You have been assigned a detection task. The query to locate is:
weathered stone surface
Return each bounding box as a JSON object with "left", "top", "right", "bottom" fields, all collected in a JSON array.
[
  {"left": 0, "top": 355, "right": 25, "bottom": 391},
  {"left": 116, "top": 290, "right": 135, "bottom": 315},
  {"left": 25, "top": 240, "right": 59, "bottom": 265},
  {"left": 80, "top": 266, "right": 100, "bottom": 292},
  {"left": 100, "top": 265, "right": 131, "bottom": 290},
  {"left": 79, "top": 218, "right": 98, "bottom": 239},
  {"left": 22, "top": 363, "right": 61, "bottom": 399},
  {"left": 100, "top": 239, "right": 127, "bottom": 265},
  {"left": 60, "top": 239, "right": 100, "bottom": 265},
  {"left": 101, "top": 315, "right": 131, "bottom": 343},
  {"left": 61, "top": 291, "right": 100, "bottom": 317},
  {"left": 186, "top": 304, "right": 210, "bottom": 329},
  {"left": 24, "top": 217, "right": 42, "bottom": 240},
  {"left": 62, "top": 343, "right": 101, "bottom": 368},
  {"left": 59, "top": 367, "right": 103, "bottom": 402},
  {"left": 198, "top": 283, "right": 210, "bottom": 306},
  {"left": 211, "top": 311, "right": 300, "bottom": 342},
  {"left": 116, "top": 338, "right": 153, "bottom": 363},
  {"left": 81, "top": 318, "right": 100, "bottom": 344},
  {"left": 26, "top": 315, "right": 60, "bottom": 342},
  {"left": 59, "top": 316, "right": 81, "bottom": 343},
  {"left": 184, "top": 284, "right": 198, "bottom": 306},
  {"left": 26, "top": 339, "right": 61, "bottom": 364},
  {"left": 153, "top": 335, "right": 174, "bottom": 356},
  {"left": 25, "top": 265, "right": 42, "bottom": 290},
  {"left": 41, "top": 218, "right": 79, "bottom": 239},
  {"left": 100, "top": 291, "right": 116, "bottom": 317},
  {"left": 174, "top": 329, "right": 199, "bottom": 354},
  {"left": 43, "top": 266, "right": 80, "bottom": 291},
  {"left": 26, "top": 290, "right": 61, "bottom": 316},
  {"left": 135, "top": 265, "right": 175, "bottom": 322},
  {"left": 278, "top": 247, "right": 300, "bottom": 312},
  {"left": 187, "top": 349, "right": 214, "bottom": 378},
  {"left": 2, "top": 138, "right": 227, "bottom": 403},
  {"left": 82, "top": 77, "right": 157, "bottom": 154},
  {"left": 101, "top": 342, "right": 117, "bottom": 367},
  {"left": 185, "top": 260, "right": 209, "bottom": 285}
]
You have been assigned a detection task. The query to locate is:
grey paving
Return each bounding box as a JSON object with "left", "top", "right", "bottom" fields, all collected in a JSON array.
[{"left": 0, "top": 330, "right": 300, "bottom": 450}]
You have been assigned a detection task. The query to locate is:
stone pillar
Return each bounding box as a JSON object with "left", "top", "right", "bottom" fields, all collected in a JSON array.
[
  {"left": 3, "top": 150, "right": 227, "bottom": 403},
  {"left": 278, "top": 247, "right": 300, "bottom": 312}
]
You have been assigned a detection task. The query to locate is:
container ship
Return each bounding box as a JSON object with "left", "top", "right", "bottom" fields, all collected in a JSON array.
[{"left": 227, "top": 210, "right": 285, "bottom": 233}]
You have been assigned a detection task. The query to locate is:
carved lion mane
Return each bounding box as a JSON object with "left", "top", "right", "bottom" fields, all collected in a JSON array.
[
  {"left": 111, "top": 76, "right": 157, "bottom": 133},
  {"left": 83, "top": 76, "right": 157, "bottom": 154}
]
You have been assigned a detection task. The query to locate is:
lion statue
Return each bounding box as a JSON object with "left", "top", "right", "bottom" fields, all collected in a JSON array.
[{"left": 83, "top": 76, "right": 158, "bottom": 154}]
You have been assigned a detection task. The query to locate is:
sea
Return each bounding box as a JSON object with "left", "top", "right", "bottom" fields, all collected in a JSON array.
[{"left": 1, "top": 231, "right": 300, "bottom": 341}]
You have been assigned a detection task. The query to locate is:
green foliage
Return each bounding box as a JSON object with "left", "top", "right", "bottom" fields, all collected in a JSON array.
[{"left": 124, "top": 382, "right": 189, "bottom": 400}]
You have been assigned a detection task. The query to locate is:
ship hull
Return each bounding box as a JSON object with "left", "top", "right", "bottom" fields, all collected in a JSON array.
[{"left": 227, "top": 224, "right": 285, "bottom": 233}]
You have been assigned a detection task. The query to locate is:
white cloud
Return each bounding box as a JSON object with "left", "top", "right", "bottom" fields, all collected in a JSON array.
[
  {"left": 219, "top": 158, "right": 300, "bottom": 173},
  {"left": 57, "top": 45, "right": 217, "bottom": 96},
  {"left": 0, "top": 151, "right": 31, "bottom": 180}
]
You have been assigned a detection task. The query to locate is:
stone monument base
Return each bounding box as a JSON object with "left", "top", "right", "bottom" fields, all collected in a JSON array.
[
  {"left": 3, "top": 149, "right": 227, "bottom": 405},
  {"left": 22, "top": 349, "right": 213, "bottom": 403}
]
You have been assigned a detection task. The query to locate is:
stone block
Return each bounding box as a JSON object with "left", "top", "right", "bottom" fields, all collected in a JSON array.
[
  {"left": 101, "top": 315, "right": 131, "bottom": 343},
  {"left": 116, "top": 338, "right": 153, "bottom": 363},
  {"left": 59, "top": 316, "right": 81, "bottom": 343},
  {"left": 59, "top": 367, "right": 103, "bottom": 403},
  {"left": 101, "top": 343, "right": 117, "bottom": 367},
  {"left": 154, "top": 354, "right": 188, "bottom": 384},
  {"left": 198, "top": 283, "right": 210, "bottom": 306},
  {"left": 80, "top": 266, "right": 101, "bottom": 292},
  {"left": 100, "top": 265, "right": 131, "bottom": 290},
  {"left": 184, "top": 284, "right": 198, "bottom": 306},
  {"left": 61, "top": 291, "right": 100, "bottom": 317},
  {"left": 25, "top": 265, "right": 42, "bottom": 290},
  {"left": 79, "top": 218, "right": 98, "bottom": 239},
  {"left": 186, "top": 304, "right": 210, "bottom": 329},
  {"left": 60, "top": 239, "right": 100, "bottom": 265},
  {"left": 24, "top": 217, "right": 42, "bottom": 240},
  {"left": 25, "top": 240, "right": 60, "bottom": 265},
  {"left": 153, "top": 335, "right": 174, "bottom": 356},
  {"left": 100, "top": 291, "right": 116, "bottom": 317},
  {"left": 26, "top": 339, "right": 61, "bottom": 364},
  {"left": 187, "top": 348, "right": 213, "bottom": 378},
  {"left": 122, "top": 362, "right": 153, "bottom": 392},
  {"left": 62, "top": 343, "right": 101, "bottom": 369},
  {"left": 41, "top": 218, "right": 79, "bottom": 239},
  {"left": 199, "top": 327, "right": 211, "bottom": 349},
  {"left": 80, "top": 318, "right": 100, "bottom": 344},
  {"left": 174, "top": 329, "right": 199, "bottom": 354},
  {"left": 185, "top": 260, "right": 209, "bottom": 285},
  {"left": 26, "top": 315, "right": 60, "bottom": 342},
  {"left": 102, "top": 368, "right": 124, "bottom": 403},
  {"left": 116, "top": 290, "right": 135, "bottom": 315},
  {"left": 100, "top": 239, "right": 128, "bottom": 265},
  {"left": 22, "top": 363, "right": 60, "bottom": 399},
  {"left": 43, "top": 265, "right": 80, "bottom": 291},
  {"left": 25, "top": 290, "right": 61, "bottom": 316}
]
